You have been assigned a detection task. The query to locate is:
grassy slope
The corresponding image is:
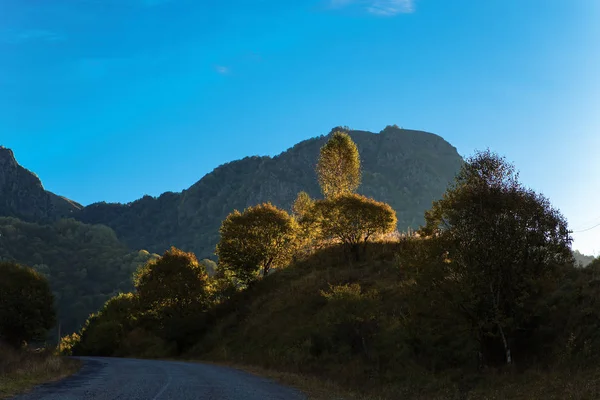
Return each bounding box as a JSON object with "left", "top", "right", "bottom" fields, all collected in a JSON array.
[
  {"left": 0, "top": 344, "right": 81, "bottom": 399},
  {"left": 188, "top": 243, "right": 600, "bottom": 400}
]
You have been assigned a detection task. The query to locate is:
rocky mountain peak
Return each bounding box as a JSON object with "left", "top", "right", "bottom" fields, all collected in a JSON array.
[{"left": 0, "top": 146, "right": 81, "bottom": 221}]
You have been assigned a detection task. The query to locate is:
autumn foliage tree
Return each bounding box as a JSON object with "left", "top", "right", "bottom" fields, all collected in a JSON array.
[
  {"left": 317, "top": 131, "right": 361, "bottom": 198},
  {"left": 0, "top": 262, "right": 56, "bottom": 348},
  {"left": 313, "top": 194, "right": 397, "bottom": 258},
  {"left": 216, "top": 203, "right": 299, "bottom": 285},
  {"left": 420, "top": 150, "right": 573, "bottom": 366}
]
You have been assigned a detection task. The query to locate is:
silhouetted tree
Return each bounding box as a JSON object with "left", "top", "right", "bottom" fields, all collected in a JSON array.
[
  {"left": 421, "top": 150, "right": 573, "bottom": 366},
  {"left": 0, "top": 262, "right": 56, "bottom": 348}
]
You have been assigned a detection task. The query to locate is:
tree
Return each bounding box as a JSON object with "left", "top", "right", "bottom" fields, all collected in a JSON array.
[
  {"left": 313, "top": 193, "right": 397, "bottom": 258},
  {"left": 73, "top": 293, "right": 138, "bottom": 356},
  {"left": 420, "top": 150, "right": 573, "bottom": 366},
  {"left": 316, "top": 131, "right": 361, "bottom": 198},
  {"left": 134, "top": 248, "right": 212, "bottom": 351},
  {"left": 134, "top": 247, "right": 210, "bottom": 310},
  {"left": 0, "top": 262, "right": 56, "bottom": 348},
  {"left": 216, "top": 203, "right": 299, "bottom": 285},
  {"left": 292, "top": 191, "right": 314, "bottom": 218}
]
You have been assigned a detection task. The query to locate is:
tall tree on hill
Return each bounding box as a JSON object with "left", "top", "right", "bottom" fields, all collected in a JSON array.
[
  {"left": 0, "top": 262, "right": 56, "bottom": 348},
  {"left": 216, "top": 203, "right": 299, "bottom": 285},
  {"left": 420, "top": 150, "right": 573, "bottom": 366},
  {"left": 316, "top": 131, "right": 361, "bottom": 198}
]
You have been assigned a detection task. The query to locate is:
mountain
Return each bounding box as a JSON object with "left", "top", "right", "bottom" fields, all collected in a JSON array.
[
  {"left": 0, "top": 126, "right": 463, "bottom": 333},
  {"left": 0, "top": 146, "right": 82, "bottom": 221},
  {"left": 75, "top": 126, "right": 464, "bottom": 257}
]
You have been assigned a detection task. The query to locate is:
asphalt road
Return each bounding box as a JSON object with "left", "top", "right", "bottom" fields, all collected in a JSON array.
[{"left": 13, "top": 357, "right": 307, "bottom": 400}]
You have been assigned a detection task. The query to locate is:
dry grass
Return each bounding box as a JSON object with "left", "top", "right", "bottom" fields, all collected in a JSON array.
[
  {"left": 198, "top": 360, "right": 600, "bottom": 400},
  {"left": 194, "top": 360, "right": 380, "bottom": 400},
  {"left": 0, "top": 343, "right": 81, "bottom": 399}
]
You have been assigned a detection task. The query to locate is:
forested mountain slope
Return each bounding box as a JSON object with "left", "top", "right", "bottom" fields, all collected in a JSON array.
[
  {"left": 0, "top": 147, "right": 82, "bottom": 221},
  {"left": 76, "top": 126, "right": 464, "bottom": 257},
  {"left": 0, "top": 217, "right": 158, "bottom": 334}
]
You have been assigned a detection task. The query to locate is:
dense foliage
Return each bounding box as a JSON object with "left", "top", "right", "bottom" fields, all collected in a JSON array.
[
  {"left": 0, "top": 217, "right": 158, "bottom": 335},
  {"left": 312, "top": 193, "right": 397, "bottom": 257},
  {"left": 421, "top": 150, "right": 573, "bottom": 366},
  {"left": 0, "top": 262, "right": 56, "bottom": 348},
  {"left": 217, "top": 203, "right": 299, "bottom": 285},
  {"left": 71, "top": 248, "right": 213, "bottom": 356}
]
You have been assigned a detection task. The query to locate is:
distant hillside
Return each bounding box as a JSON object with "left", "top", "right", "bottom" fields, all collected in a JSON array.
[
  {"left": 0, "top": 146, "right": 82, "bottom": 221},
  {"left": 0, "top": 217, "right": 158, "bottom": 334},
  {"left": 574, "top": 250, "right": 596, "bottom": 267},
  {"left": 75, "top": 126, "right": 463, "bottom": 257}
]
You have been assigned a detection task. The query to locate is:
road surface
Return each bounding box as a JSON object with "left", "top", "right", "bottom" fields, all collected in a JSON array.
[{"left": 13, "top": 357, "right": 306, "bottom": 400}]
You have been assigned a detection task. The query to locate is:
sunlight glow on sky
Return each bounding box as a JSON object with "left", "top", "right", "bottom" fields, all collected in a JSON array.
[{"left": 0, "top": 0, "right": 598, "bottom": 254}]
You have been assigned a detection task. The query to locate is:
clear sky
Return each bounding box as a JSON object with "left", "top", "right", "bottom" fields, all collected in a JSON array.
[{"left": 0, "top": 0, "right": 598, "bottom": 254}]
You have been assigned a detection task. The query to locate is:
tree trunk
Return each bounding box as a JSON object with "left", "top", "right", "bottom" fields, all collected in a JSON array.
[{"left": 497, "top": 322, "right": 512, "bottom": 365}]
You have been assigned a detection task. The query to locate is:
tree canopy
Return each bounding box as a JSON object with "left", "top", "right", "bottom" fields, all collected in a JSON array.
[
  {"left": 134, "top": 247, "right": 210, "bottom": 310},
  {"left": 216, "top": 203, "right": 299, "bottom": 285},
  {"left": 0, "top": 262, "right": 56, "bottom": 348},
  {"left": 316, "top": 131, "right": 361, "bottom": 198},
  {"left": 420, "top": 149, "right": 573, "bottom": 365},
  {"left": 313, "top": 193, "right": 397, "bottom": 257}
]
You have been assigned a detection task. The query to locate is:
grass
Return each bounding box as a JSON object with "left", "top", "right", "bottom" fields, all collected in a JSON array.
[
  {"left": 0, "top": 343, "right": 81, "bottom": 399},
  {"left": 192, "top": 359, "right": 600, "bottom": 400},
  {"left": 191, "top": 360, "right": 377, "bottom": 400}
]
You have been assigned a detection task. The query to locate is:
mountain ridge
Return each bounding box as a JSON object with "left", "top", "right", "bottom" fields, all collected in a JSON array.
[
  {"left": 74, "top": 126, "right": 464, "bottom": 257},
  {"left": 2, "top": 127, "right": 465, "bottom": 259}
]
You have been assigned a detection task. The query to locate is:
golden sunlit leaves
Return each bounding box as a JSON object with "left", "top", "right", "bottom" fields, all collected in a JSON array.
[
  {"left": 312, "top": 193, "right": 397, "bottom": 257},
  {"left": 216, "top": 203, "right": 299, "bottom": 285},
  {"left": 317, "top": 131, "right": 361, "bottom": 199}
]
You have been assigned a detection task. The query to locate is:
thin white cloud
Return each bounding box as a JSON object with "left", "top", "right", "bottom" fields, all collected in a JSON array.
[
  {"left": 215, "top": 66, "right": 230, "bottom": 75},
  {"left": 330, "top": 0, "right": 414, "bottom": 16}
]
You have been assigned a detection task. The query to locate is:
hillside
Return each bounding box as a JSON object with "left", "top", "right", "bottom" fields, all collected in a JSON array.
[
  {"left": 75, "top": 126, "right": 464, "bottom": 257},
  {"left": 574, "top": 250, "right": 596, "bottom": 267},
  {"left": 184, "top": 245, "right": 600, "bottom": 399},
  {"left": 0, "top": 217, "right": 158, "bottom": 334}
]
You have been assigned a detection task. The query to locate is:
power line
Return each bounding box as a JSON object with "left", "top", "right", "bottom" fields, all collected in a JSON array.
[
  {"left": 573, "top": 222, "right": 600, "bottom": 233},
  {"left": 572, "top": 215, "right": 600, "bottom": 231}
]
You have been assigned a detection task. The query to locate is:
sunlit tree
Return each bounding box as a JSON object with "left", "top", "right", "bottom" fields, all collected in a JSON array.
[
  {"left": 316, "top": 131, "right": 361, "bottom": 198},
  {"left": 313, "top": 193, "right": 397, "bottom": 258},
  {"left": 216, "top": 203, "right": 299, "bottom": 285}
]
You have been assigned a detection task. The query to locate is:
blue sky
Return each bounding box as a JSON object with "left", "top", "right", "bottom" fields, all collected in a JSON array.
[{"left": 0, "top": 0, "right": 599, "bottom": 254}]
